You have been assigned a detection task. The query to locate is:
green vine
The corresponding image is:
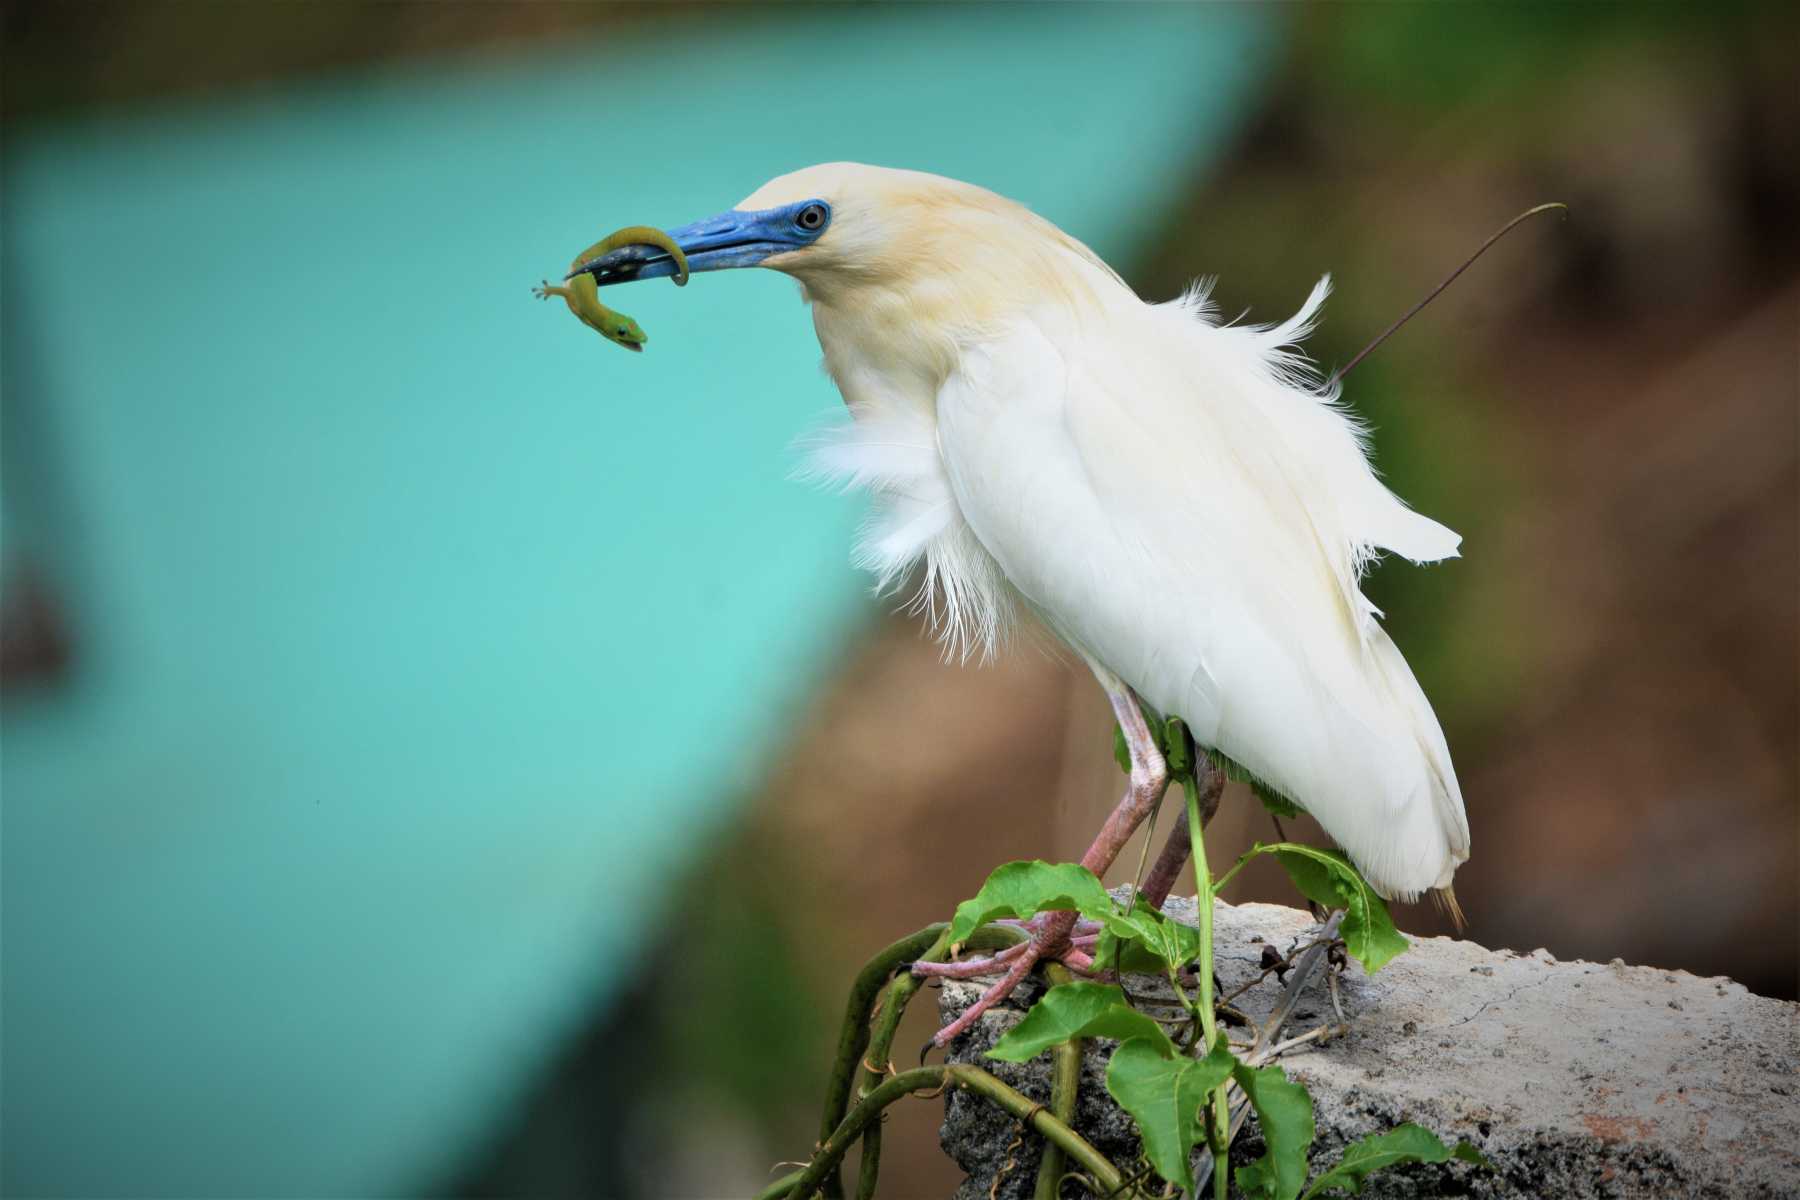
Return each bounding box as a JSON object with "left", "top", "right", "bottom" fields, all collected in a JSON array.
[
  {"left": 1033, "top": 964, "right": 1084, "bottom": 1200},
  {"left": 771, "top": 719, "right": 1489, "bottom": 1199},
  {"left": 816, "top": 922, "right": 1024, "bottom": 1200}
]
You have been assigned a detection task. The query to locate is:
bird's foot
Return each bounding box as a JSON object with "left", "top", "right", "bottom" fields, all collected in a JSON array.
[
  {"left": 911, "top": 915, "right": 1106, "bottom": 982},
  {"left": 910, "top": 930, "right": 1101, "bottom": 981},
  {"left": 990, "top": 916, "right": 1105, "bottom": 938},
  {"left": 919, "top": 910, "right": 1098, "bottom": 1047}
]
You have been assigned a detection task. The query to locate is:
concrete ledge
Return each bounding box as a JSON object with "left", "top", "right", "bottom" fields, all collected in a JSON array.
[{"left": 937, "top": 899, "right": 1799, "bottom": 1198}]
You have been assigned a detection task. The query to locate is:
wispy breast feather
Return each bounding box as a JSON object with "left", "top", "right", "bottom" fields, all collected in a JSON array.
[{"left": 796, "top": 406, "right": 1015, "bottom": 662}]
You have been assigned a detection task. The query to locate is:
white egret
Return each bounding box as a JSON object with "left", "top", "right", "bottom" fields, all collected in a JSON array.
[{"left": 576, "top": 164, "right": 1470, "bottom": 1043}]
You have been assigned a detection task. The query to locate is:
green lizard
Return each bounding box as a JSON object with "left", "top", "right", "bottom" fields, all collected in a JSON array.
[{"left": 533, "top": 225, "right": 690, "bottom": 352}]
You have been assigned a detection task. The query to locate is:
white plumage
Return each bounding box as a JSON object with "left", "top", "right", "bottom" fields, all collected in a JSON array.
[{"left": 752, "top": 163, "right": 1469, "bottom": 902}]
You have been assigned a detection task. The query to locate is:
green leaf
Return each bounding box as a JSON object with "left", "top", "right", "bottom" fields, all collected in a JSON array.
[
  {"left": 1299, "top": 1124, "right": 1492, "bottom": 1197},
  {"left": 987, "top": 981, "right": 1175, "bottom": 1062},
  {"left": 1232, "top": 1060, "right": 1314, "bottom": 1200},
  {"left": 1163, "top": 716, "right": 1193, "bottom": 777},
  {"left": 1253, "top": 781, "right": 1303, "bottom": 818},
  {"left": 1102, "top": 897, "right": 1202, "bottom": 970},
  {"left": 1266, "top": 844, "right": 1409, "bottom": 973},
  {"left": 947, "top": 861, "right": 1114, "bottom": 944},
  {"left": 1113, "top": 724, "right": 1131, "bottom": 774},
  {"left": 1105, "top": 1035, "right": 1235, "bottom": 1192},
  {"left": 1092, "top": 928, "right": 1174, "bottom": 975},
  {"left": 1271, "top": 845, "right": 1354, "bottom": 911}
]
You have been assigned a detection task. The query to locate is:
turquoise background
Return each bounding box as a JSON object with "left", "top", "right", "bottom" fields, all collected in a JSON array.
[{"left": 2, "top": 7, "right": 1273, "bottom": 1195}]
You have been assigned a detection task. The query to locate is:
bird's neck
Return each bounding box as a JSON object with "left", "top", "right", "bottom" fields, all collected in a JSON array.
[
  {"left": 806, "top": 281, "right": 963, "bottom": 407},
  {"left": 795, "top": 245, "right": 1120, "bottom": 408}
]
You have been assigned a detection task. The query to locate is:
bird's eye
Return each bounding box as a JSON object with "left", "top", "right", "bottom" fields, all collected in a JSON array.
[{"left": 797, "top": 203, "right": 828, "bottom": 232}]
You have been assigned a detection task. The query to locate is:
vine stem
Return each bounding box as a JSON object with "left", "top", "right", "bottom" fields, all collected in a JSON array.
[
  {"left": 756, "top": 1172, "right": 806, "bottom": 1200},
  {"left": 1186, "top": 779, "right": 1217, "bottom": 1050},
  {"left": 818, "top": 922, "right": 1024, "bottom": 1200},
  {"left": 851, "top": 1122, "right": 882, "bottom": 1200},
  {"left": 1184, "top": 771, "right": 1231, "bottom": 1200},
  {"left": 853, "top": 965, "right": 923, "bottom": 1200},
  {"left": 1033, "top": 964, "right": 1083, "bottom": 1200},
  {"left": 786, "top": 1066, "right": 1127, "bottom": 1200},
  {"left": 1194, "top": 909, "right": 1348, "bottom": 1182},
  {"left": 1208, "top": 854, "right": 1252, "bottom": 898},
  {"left": 817, "top": 924, "right": 947, "bottom": 1199}
]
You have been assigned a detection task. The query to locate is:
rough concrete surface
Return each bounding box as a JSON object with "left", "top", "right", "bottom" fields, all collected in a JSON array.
[{"left": 937, "top": 899, "right": 1799, "bottom": 1198}]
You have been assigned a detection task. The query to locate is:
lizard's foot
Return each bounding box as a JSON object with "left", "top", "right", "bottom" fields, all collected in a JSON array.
[
  {"left": 533, "top": 281, "right": 569, "bottom": 302},
  {"left": 921, "top": 909, "right": 1098, "bottom": 1047}
]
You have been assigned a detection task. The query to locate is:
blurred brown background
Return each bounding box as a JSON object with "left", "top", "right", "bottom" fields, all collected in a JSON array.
[{"left": 8, "top": 3, "right": 1793, "bottom": 1197}]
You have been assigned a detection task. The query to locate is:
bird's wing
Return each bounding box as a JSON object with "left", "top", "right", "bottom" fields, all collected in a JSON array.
[
  {"left": 935, "top": 306, "right": 1467, "bottom": 898},
  {"left": 1182, "top": 278, "right": 1461, "bottom": 627}
]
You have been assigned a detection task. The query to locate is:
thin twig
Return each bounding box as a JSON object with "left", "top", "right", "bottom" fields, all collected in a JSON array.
[
  {"left": 1122, "top": 789, "right": 1167, "bottom": 922},
  {"left": 1099, "top": 1159, "right": 1159, "bottom": 1200},
  {"left": 1252, "top": 911, "right": 1344, "bottom": 1058},
  {"left": 1329, "top": 202, "right": 1568, "bottom": 386},
  {"left": 1252, "top": 1022, "right": 1350, "bottom": 1064},
  {"left": 1056, "top": 1170, "right": 1102, "bottom": 1197},
  {"left": 1216, "top": 934, "right": 1334, "bottom": 1008},
  {"left": 991, "top": 1129, "right": 1025, "bottom": 1200}
]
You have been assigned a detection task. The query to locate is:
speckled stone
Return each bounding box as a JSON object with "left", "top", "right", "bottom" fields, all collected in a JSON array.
[{"left": 937, "top": 899, "right": 1800, "bottom": 1199}]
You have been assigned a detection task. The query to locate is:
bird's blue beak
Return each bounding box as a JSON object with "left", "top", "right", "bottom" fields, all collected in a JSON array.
[{"left": 567, "top": 199, "right": 832, "bottom": 286}]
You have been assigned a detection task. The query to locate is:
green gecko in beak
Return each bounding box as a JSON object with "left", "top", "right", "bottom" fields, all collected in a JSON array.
[{"left": 534, "top": 225, "right": 690, "bottom": 352}]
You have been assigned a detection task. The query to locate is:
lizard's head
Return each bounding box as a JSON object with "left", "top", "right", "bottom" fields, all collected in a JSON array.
[{"left": 598, "top": 313, "right": 648, "bottom": 352}]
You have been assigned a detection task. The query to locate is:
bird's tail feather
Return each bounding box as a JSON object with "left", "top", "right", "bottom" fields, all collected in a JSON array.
[{"left": 1431, "top": 884, "right": 1467, "bottom": 933}]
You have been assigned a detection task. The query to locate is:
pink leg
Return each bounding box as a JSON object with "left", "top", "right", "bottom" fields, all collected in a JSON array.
[{"left": 928, "top": 685, "right": 1170, "bottom": 1046}]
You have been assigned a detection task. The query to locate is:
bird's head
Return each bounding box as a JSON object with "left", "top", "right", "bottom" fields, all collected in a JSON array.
[
  {"left": 569, "top": 163, "right": 1122, "bottom": 316},
  {"left": 566, "top": 163, "right": 853, "bottom": 291}
]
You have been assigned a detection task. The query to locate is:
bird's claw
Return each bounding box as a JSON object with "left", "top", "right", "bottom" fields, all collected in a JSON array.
[{"left": 925, "top": 910, "right": 1095, "bottom": 1047}]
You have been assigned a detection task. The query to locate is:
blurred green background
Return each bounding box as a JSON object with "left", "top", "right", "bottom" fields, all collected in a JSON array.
[{"left": 3, "top": 4, "right": 1794, "bottom": 1198}]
